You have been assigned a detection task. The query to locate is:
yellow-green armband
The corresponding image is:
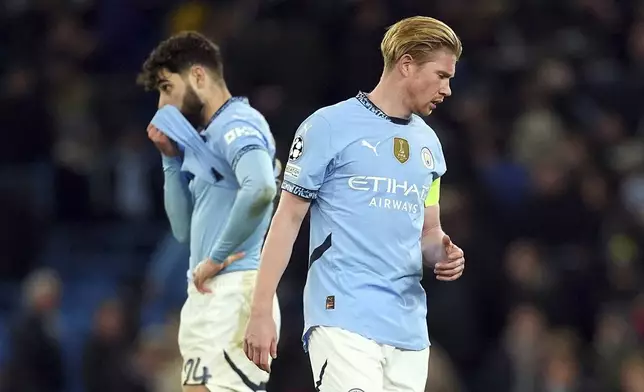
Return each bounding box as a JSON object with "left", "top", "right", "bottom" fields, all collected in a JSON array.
[{"left": 424, "top": 178, "right": 441, "bottom": 207}]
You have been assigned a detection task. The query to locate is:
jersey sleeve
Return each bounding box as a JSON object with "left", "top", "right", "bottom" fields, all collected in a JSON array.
[
  {"left": 216, "top": 120, "right": 271, "bottom": 171},
  {"left": 281, "top": 114, "right": 334, "bottom": 200}
]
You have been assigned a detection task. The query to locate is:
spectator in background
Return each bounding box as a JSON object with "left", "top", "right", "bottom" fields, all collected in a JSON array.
[
  {"left": 127, "top": 326, "right": 171, "bottom": 392},
  {"left": 82, "top": 299, "right": 130, "bottom": 392},
  {"left": 425, "top": 345, "right": 463, "bottom": 392},
  {"left": 540, "top": 328, "right": 590, "bottom": 392},
  {"left": 476, "top": 303, "right": 547, "bottom": 392},
  {"left": 620, "top": 353, "right": 644, "bottom": 392},
  {"left": 2, "top": 269, "right": 64, "bottom": 392}
]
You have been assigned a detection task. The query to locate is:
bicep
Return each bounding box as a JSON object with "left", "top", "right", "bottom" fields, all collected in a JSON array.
[
  {"left": 274, "top": 191, "right": 311, "bottom": 226},
  {"left": 422, "top": 177, "right": 442, "bottom": 233},
  {"left": 424, "top": 177, "right": 441, "bottom": 207},
  {"left": 233, "top": 148, "right": 275, "bottom": 187}
]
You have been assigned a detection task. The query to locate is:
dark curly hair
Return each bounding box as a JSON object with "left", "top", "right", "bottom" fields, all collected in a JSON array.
[{"left": 137, "top": 31, "right": 224, "bottom": 91}]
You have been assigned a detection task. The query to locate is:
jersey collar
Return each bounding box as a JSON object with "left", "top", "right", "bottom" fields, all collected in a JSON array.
[
  {"left": 204, "top": 96, "right": 249, "bottom": 130},
  {"left": 355, "top": 91, "right": 411, "bottom": 125}
]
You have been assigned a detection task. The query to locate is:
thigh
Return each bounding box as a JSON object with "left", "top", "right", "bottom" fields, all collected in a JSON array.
[
  {"left": 178, "top": 271, "right": 278, "bottom": 392},
  {"left": 383, "top": 346, "right": 430, "bottom": 392},
  {"left": 308, "top": 326, "right": 384, "bottom": 392}
]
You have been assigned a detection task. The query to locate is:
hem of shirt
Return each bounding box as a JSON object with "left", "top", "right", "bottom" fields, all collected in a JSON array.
[
  {"left": 185, "top": 265, "right": 259, "bottom": 282},
  {"left": 301, "top": 324, "right": 430, "bottom": 353}
]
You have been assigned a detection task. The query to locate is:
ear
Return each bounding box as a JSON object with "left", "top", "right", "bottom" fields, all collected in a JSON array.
[
  {"left": 398, "top": 54, "right": 415, "bottom": 77},
  {"left": 190, "top": 65, "right": 207, "bottom": 88}
]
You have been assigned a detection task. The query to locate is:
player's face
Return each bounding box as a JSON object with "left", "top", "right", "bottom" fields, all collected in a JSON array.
[
  {"left": 406, "top": 49, "right": 456, "bottom": 116},
  {"left": 156, "top": 69, "right": 205, "bottom": 128}
]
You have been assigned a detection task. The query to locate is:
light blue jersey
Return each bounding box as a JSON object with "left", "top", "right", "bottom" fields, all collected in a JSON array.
[
  {"left": 162, "top": 97, "right": 277, "bottom": 280},
  {"left": 282, "top": 92, "right": 447, "bottom": 351}
]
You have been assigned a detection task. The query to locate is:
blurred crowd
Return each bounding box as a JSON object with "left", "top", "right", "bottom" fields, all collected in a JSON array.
[{"left": 2, "top": 0, "right": 644, "bottom": 391}]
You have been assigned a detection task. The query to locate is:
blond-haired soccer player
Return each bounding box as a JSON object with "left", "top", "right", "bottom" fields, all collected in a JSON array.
[{"left": 244, "top": 16, "right": 465, "bottom": 391}]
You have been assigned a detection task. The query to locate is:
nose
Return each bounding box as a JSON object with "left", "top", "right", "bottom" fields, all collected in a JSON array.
[
  {"left": 441, "top": 81, "right": 452, "bottom": 98},
  {"left": 157, "top": 96, "right": 167, "bottom": 110}
]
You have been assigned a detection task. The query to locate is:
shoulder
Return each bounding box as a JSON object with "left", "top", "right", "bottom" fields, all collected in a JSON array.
[
  {"left": 299, "top": 98, "right": 361, "bottom": 141},
  {"left": 313, "top": 98, "right": 361, "bottom": 127},
  {"left": 411, "top": 117, "right": 447, "bottom": 176},
  {"left": 226, "top": 101, "right": 270, "bottom": 129},
  {"left": 411, "top": 116, "right": 443, "bottom": 146},
  {"left": 411, "top": 115, "right": 438, "bottom": 136},
  {"left": 207, "top": 102, "right": 272, "bottom": 147}
]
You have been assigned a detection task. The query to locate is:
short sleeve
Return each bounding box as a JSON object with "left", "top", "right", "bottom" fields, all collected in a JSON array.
[
  {"left": 434, "top": 140, "right": 447, "bottom": 179},
  {"left": 281, "top": 114, "right": 334, "bottom": 200},
  {"left": 216, "top": 120, "right": 270, "bottom": 171}
]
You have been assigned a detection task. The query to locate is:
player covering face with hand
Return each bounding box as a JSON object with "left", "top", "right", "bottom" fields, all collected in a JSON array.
[
  {"left": 244, "top": 16, "right": 464, "bottom": 392},
  {"left": 138, "top": 31, "right": 281, "bottom": 392}
]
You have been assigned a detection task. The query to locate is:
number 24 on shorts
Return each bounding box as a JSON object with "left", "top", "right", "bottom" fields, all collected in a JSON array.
[{"left": 183, "top": 357, "right": 212, "bottom": 386}]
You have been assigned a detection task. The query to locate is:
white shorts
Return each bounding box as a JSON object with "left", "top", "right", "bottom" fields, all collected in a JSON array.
[
  {"left": 308, "top": 326, "right": 430, "bottom": 392},
  {"left": 178, "top": 270, "right": 281, "bottom": 391}
]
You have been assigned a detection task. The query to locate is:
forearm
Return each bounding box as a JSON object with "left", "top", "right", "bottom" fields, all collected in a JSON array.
[
  {"left": 251, "top": 202, "right": 302, "bottom": 315},
  {"left": 209, "top": 150, "right": 276, "bottom": 261},
  {"left": 421, "top": 225, "right": 446, "bottom": 267},
  {"left": 162, "top": 156, "right": 193, "bottom": 243}
]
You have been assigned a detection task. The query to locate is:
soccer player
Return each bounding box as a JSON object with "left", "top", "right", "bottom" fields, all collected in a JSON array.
[
  {"left": 243, "top": 16, "right": 465, "bottom": 391},
  {"left": 137, "top": 32, "right": 281, "bottom": 392}
]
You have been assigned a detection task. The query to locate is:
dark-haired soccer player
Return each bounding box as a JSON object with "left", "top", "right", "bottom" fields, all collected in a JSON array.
[
  {"left": 138, "top": 31, "right": 280, "bottom": 392},
  {"left": 244, "top": 17, "right": 465, "bottom": 392}
]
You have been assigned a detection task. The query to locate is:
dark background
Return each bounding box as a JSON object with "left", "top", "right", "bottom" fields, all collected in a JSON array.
[{"left": 1, "top": 0, "right": 644, "bottom": 391}]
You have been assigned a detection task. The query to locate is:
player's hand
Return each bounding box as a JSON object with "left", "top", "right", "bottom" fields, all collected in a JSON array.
[
  {"left": 192, "top": 252, "right": 245, "bottom": 294},
  {"left": 147, "top": 124, "right": 179, "bottom": 157},
  {"left": 434, "top": 235, "right": 465, "bottom": 281},
  {"left": 244, "top": 311, "right": 278, "bottom": 373}
]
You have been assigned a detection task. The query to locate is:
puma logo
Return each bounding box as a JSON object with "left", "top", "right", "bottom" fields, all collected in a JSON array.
[{"left": 361, "top": 140, "right": 381, "bottom": 156}]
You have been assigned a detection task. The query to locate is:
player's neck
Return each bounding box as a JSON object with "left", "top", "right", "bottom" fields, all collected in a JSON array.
[
  {"left": 368, "top": 75, "right": 412, "bottom": 119},
  {"left": 202, "top": 85, "right": 233, "bottom": 127}
]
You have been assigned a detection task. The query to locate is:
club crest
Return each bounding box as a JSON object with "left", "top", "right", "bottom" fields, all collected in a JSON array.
[{"left": 421, "top": 147, "right": 434, "bottom": 170}]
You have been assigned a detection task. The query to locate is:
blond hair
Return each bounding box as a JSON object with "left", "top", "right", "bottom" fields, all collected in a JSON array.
[{"left": 381, "top": 16, "right": 462, "bottom": 71}]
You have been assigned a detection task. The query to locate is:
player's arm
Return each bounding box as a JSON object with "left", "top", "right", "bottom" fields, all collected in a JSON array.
[
  {"left": 161, "top": 152, "right": 193, "bottom": 244},
  {"left": 207, "top": 123, "right": 277, "bottom": 262},
  {"left": 149, "top": 110, "right": 195, "bottom": 243},
  {"left": 250, "top": 114, "right": 333, "bottom": 315},
  {"left": 421, "top": 178, "right": 465, "bottom": 280},
  {"left": 252, "top": 192, "right": 310, "bottom": 311},
  {"left": 421, "top": 178, "right": 446, "bottom": 266}
]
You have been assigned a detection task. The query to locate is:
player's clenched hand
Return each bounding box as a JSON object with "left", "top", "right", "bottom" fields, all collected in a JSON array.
[
  {"left": 192, "top": 252, "right": 245, "bottom": 294},
  {"left": 434, "top": 235, "right": 465, "bottom": 281},
  {"left": 244, "top": 312, "right": 278, "bottom": 373},
  {"left": 147, "top": 124, "right": 179, "bottom": 157}
]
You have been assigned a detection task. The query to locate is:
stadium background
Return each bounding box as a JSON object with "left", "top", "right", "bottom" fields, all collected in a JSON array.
[{"left": 2, "top": 0, "right": 644, "bottom": 391}]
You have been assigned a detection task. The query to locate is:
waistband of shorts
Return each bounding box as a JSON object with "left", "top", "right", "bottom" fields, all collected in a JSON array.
[{"left": 187, "top": 269, "right": 258, "bottom": 291}]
